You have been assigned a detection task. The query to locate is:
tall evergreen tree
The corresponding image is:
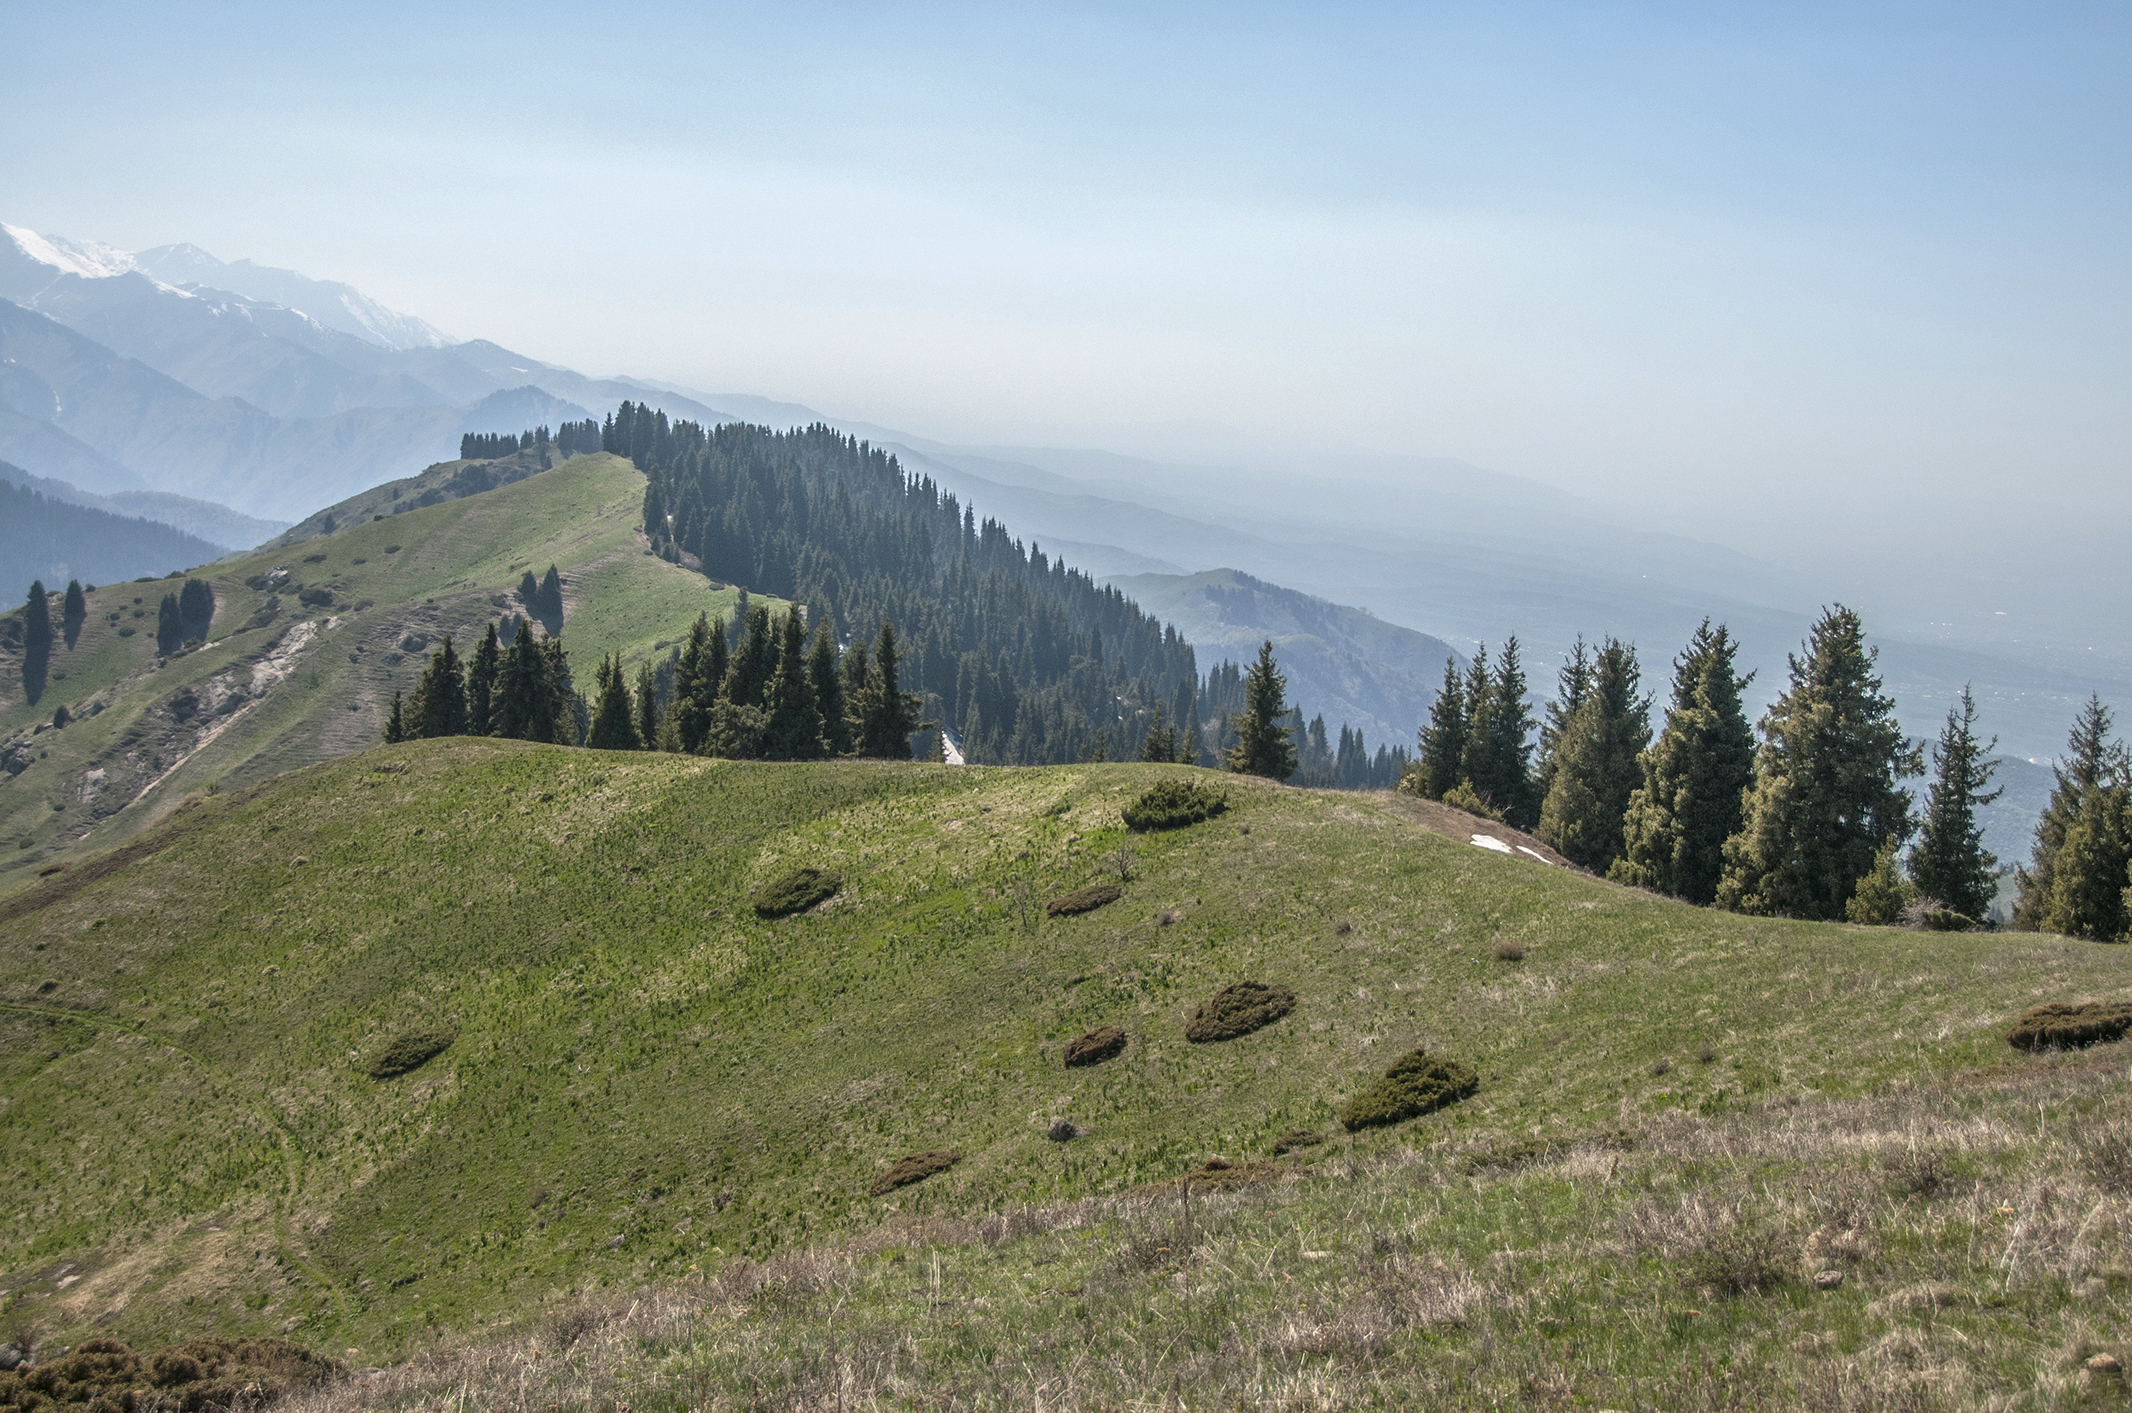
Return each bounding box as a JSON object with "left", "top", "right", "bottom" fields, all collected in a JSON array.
[
  {"left": 856, "top": 621, "right": 923, "bottom": 758},
  {"left": 1612, "top": 621, "right": 1756, "bottom": 904},
  {"left": 21, "top": 580, "right": 52, "bottom": 703},
  {"left": 808, "top": 622, "right": 853, "bottom": 755},
  {"left": 538, "top": 565, "right": 565, "bottom": 623},
  {"left": 1462, "top": 636, "right": 1537, "bottom": 826},
  {"left": 1139, "top": 703, "right": 1178, "bottom": 763},
  {"left": 1537, "top": 636, "right": 1593, "bottom": 798},
  {"left": 586, "top": 653, "right": 641, "bottom": 750},
  {"left": 383, "top": 690, "right": 405, "bottom": 745},
  {"left": 539, "top": 638, "right": 577, "bottom": 745},
  {"left": 407, "top": 635, "right": 469, "bottom": 739},
  {"left": 2040, "top": 781, "right": 2131, "bottom": 942},
  {"left": 1225, "top": 640, "right": 1299, "bottom": 781},
  {"left": 2014, "top": 697, "right": 2127, "bottom": 929},
  {"left": 634, "top": 659, "right": 661, "bottom": 749},
  {"left": 667, "top": 614, "right": 718, "bottom": 754},
  {"left": 761, "top": 610, "right": 825, "bottom": 759},
  {"left": 1717, "top": 606, "right": 1921, "bottom": 920},
  {"left": 60, "top": 580, "right": 86, "bottom": 649},
  {"left": 1907, "top": 685, "right": 2003, "bottom": 920},
  {"left": 466, "top": 622, "right": 500, "bottom": 737},
  {"left": 155, "top": 593, "right": 184, "bottom": 655},
  {"left": 491, "top": 620, "right": 557, "bottom": 741},
  {"left": 1536, "top": 639, "right": 1649, "bottom": 873},
  {"left": 178, "top": 578, "right": 214, "bottom": 640},
  {"left": 1411, "top": 652, "right": 1472, "bottom": 800},
  {"left": 724, "top": 603, "right": 777, "bottom": 709}
]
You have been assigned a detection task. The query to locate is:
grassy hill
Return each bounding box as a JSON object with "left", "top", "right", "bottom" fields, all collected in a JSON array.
[
  {"left": 3, "top": 742, "right": 2126, "bottom": 1402},
  {"left": 0, "top": 453, "right": 773, "bottom": 888}
]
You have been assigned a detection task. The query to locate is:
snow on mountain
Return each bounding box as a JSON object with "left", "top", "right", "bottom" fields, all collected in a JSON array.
[{"left": 1, "top": 223, "right": 136, "bottom": 280}]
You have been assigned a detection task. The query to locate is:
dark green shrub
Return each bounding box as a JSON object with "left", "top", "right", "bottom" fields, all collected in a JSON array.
[
  {"left": 1270, "top": 1128, "right": 1322, "bottom": 1156},
  {"left": 869, "top": 1150, "right": 959, "bottom": 1196},
  {"left": 1065, "top": 1024, "right": 1127, "bottom": 1067},
  {"left": 1122, "top": 778, "right": 1229, "bottom": 831},
  {"left": 366, "top": 1029, "right": 456, "bottom": 1079},
  {"left": 1338, "top": 1048, "right": 1479, "bottom": 1131},
  {"left": 753, "top": 866, "right": 841, "bottom": 918},
  {"left": 1046, "top": 882, "right": 1121, "bottom": 917},
  {"left": 2007, "top": 1002, "right": 2132, "bottom": 1052},
  {"left": 1185, "top": 981, "right": 1295, "bottom": 1043},
  {"left": 0, "top": 1334, "right": 340, "bottom": 1410}
]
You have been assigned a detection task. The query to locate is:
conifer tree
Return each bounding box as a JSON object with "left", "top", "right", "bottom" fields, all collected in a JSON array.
[
  {"left": 1612, "top": 621, "right": 1756, "bottom": 904},
  {"left": 586, "top": 653, "right": 641, "bottom": 750},
  {"left": 1177, "top": 711, "right": 1201, "bottom": 766},
  {"left": 408, "top": 635, "right": 469, "bottom": 739},
  {"left": 2040, "top": 781, "right": 2131, "bottom": 942},
  {"left": 21, "top": 580, "right": 52, "bottom": 702},
  {"left": 2014, "top": 697, "right": 2126, "bottom": 929},
  {"left": 466, "top": 622, "right": 500, "bottom": 737},
  {"left": 518, "top": 569, "right": 540, "bottom": 608},
  {"left": 857, "top": 621, "right": 923, "bottom": 758},
  {"left": 1845, "top": 841, "right": 1913, "bottom": 925},
  {"left": 540, "top": 638, "right": 577, "bottom": 745},
  {"left": 1140, "top": 703, "right": 1178, "bottom": 763},
  {"left": 761, "top": 610, "right": 825, "bottom": 759},
  {"left": 634, "top": 659, "right": 661, "bottom": 749},
  {"left": 61, "top": 580, "right": 86, "bottom": 648},
  {"left": 178, "top": 578, "right": 214, "bottom": 640},
  {"left": 491, "top": 620, "right": 545, "bottom": 740},
  {"left": 928, "top": 728, "right": 950, "bottom": 763},
  {"left": 808, "top": 623, "right": 853, "bottom": 755},
  {"left": 1412, "top": 653, "right": 1471, "bottom": 799},
  {"left": 155, "top": 593, "right": 183, "bottom": 655},
  {"left": 1537, "top": 636, "right": 1593, "bottom": 799},
  {"left": 383, "top": 690, "right": 405, "bottom": 745},
  {"left": 668, "top": 615, "right": 717, "bottom": 754},
  {"left": 1536, "top": 638, "right": 1649, "bottom": 873},
  {"left": 538, "top": 566, "right": 564, "bottom": 623},
  {"left": 1462, "top": 636, "right": 1537, "bottom": 826},
  {"left": 724, "top": 603, "right": 777, "bottom": 709},
  {"left": 1225, "top": 640, "right": 1299, "bottom": 781},
  {"left": 1717, "top": 606, "right": 1920, "bottom": 920},
  {"left": 1907, "top": 686, "right": 2003, "bottom": 920}
]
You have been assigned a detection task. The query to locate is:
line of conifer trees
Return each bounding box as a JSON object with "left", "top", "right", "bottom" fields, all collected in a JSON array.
[
  {"left": 458, "top": 421, "right": 603, "bottom": 463},
  {"left": 1401, "top": 604, "right": 2132, "bottom": 938}
]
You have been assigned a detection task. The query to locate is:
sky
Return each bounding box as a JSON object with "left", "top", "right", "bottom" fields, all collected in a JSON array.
[{"left": 4, "top": 2, "right": 2127, "bottom": 624}]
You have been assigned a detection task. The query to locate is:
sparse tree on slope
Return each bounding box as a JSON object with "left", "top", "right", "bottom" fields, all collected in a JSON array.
[
  {"left": 1536, "top": 638, "right": 1650, "bottom": 874},
  {"left": 1225, "top": 640, "right": 1298, "bottom": 781},
  {"left": 1409, "top": 652, "right": 1472, "bottom": 800},
  {"left": 21, "top": 580, "right": 52, "bottom": 702},
  {"left": 408, "top": 635, "right": 469, "bottom": 739},
  {"left": 1907, "top": 685, "right": 2003, "bottom": 921},
  {"left": 1612, "top": 621, "right": 1756, "bottom": 904},
  {"left": 1461, "top": 636, "right": 1537, "bottom": 827},
  {"left": 155, "top": 593, "right": 183, "bottom": 656},
  {"left": 586, "top": 653, "right": 640, "bottom": 750},
  {"left": 61, "top": 579, "right": 86, "bottom": 647},
  {"left": 761, "top": 610, "right": 825, "bottom": 759},
  {"left": 178, "top": 578, "right": 214, "bottom": 641},
  {"left": 1716, "top": 606, "right": 1920, "bottom": 920},
  {"left": 383, "top": 690, "right": 405, "bottom": 745},
  {"left": 856, "top": 621, "right": 923, "bottom": 759},
  {"left": 2014, "top": 697, "right": 2127, "bottom": 930}
]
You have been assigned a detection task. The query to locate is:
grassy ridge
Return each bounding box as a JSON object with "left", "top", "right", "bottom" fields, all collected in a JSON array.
[
  {"left": 2, "top": 743, "right": 2124, "bottom": 1362},
  {"left": 0, "top": 454, "right": 777, "bottom": 888}
]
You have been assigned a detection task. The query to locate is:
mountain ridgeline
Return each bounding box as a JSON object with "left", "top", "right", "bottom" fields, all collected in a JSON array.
[{"left": 619, "top": 403, "right": 1200, "bottom": 765}]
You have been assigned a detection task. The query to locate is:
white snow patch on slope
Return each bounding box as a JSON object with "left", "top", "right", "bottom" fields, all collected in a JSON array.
[
  {"left": 1470, "top": 833, "right": 1514, "bottom": 854},
  {"left": 3, "top": 223, "right": 135, "bottom": 278}
]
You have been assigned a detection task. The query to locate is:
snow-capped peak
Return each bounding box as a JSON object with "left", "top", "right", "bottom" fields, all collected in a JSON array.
[{"left": 2, "top": 223, "right": 137, "bottom": 279}]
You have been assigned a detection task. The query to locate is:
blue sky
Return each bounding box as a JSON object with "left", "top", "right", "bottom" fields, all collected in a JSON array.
[{"left": 4, "top": 2, "right": 2127, "bottom": 575}]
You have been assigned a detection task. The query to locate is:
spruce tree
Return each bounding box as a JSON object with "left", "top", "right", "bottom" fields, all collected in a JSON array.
[
  {"left": 669, "top": 614, "right": 717, "bottom": 754},
  {"left": 2040, "top": 782, "right": 2131, "bottom": 942},
  {"left": 1140, "top": 703, "right": 1178, "bottom": 763},
  {"left": 2014, "top": 697, "right": 2127, "bottom": 929},
  {"left": 537, "top": 637, "right": 575, "bottom": 745},
  {"left": 634, "top": 659, "right": 661, "bottom": 749},
  {"left": 1536, "top": 639, "right": 1649, "bottom": 873},
  {"left": 1225, "top": 640, "right": 1299, "bottom": 781},
  {"left": 1717, "top": 606, "right": 1920, "bottom": 920},
  {"left": 466, "top": 622, "right": 500, "bottom": 737},
  {"left": 586, "top": 653, "right": 641, "bottom": 750},
  {"left": 538, "top": 566, "right": 564, "bottom": 623},
  {"left": 408, "top": 635, "right": 469, "bottom": 739},
  {"left": 761, "top": 610, "right": 825, "bottom": 759},
  {"left": 1412, "top": 652, "right": 1471, "bottom": 799},
  {"left": 724, "top": 603, "right": 776, "bottom": 709},
  {"left": 155, "top": 593, "right": 184, "bottom": 655},
  {"left": 178, "top": 578, "right": 214, "bottom": 640},
  {"left": 856, "top": 621, "right": 922, "bottom": 758},
  {"left": 384, "top": 690, "right": 405, "bottom": 745},
  {"left": 1907, "top": 685, "right": 2003, "bottom": 920},
  {"left": 1462, "top": 636, "right": 1537, "bottom": 826},
  {"left": 491, "top": 620, "right": 544, "bottom": 740},
  {"left": 1537, "top": 637, "right": 1593, "bottom": 799},
  {"left": 808, "top": 623, "right": 853, "bottom": 755},
  {"left": 1846, "top": 841, "right": 1913, "bottom": 925},
  {"left": 61, "top": 580, "right": 86, "bottom": 648},
  {"left": 21, "top": 580, "right": 53, "bottom": 702},
  {"left": 1612, "top": 621, "right": 1756, "bottom": 904}
]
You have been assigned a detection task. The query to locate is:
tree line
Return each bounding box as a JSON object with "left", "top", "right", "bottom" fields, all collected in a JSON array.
[{"left": 459, "top": 420, "right": 603, "bottom": 463}]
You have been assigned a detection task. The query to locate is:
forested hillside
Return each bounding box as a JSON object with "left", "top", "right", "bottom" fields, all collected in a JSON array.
[
  {"left": 0, "top": 477, "right": 225, "bottom": 589},
  {"left": 622, "top": 404, "right": 1200, "bottom": 765}
]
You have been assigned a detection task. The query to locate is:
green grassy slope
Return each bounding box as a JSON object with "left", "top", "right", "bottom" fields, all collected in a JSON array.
[
  {"left": 2, "top": 743, "right": 2122, "bottom": 1360},
  {"left": 0, "top": 454, "right": 776, "bottom": 889}
]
